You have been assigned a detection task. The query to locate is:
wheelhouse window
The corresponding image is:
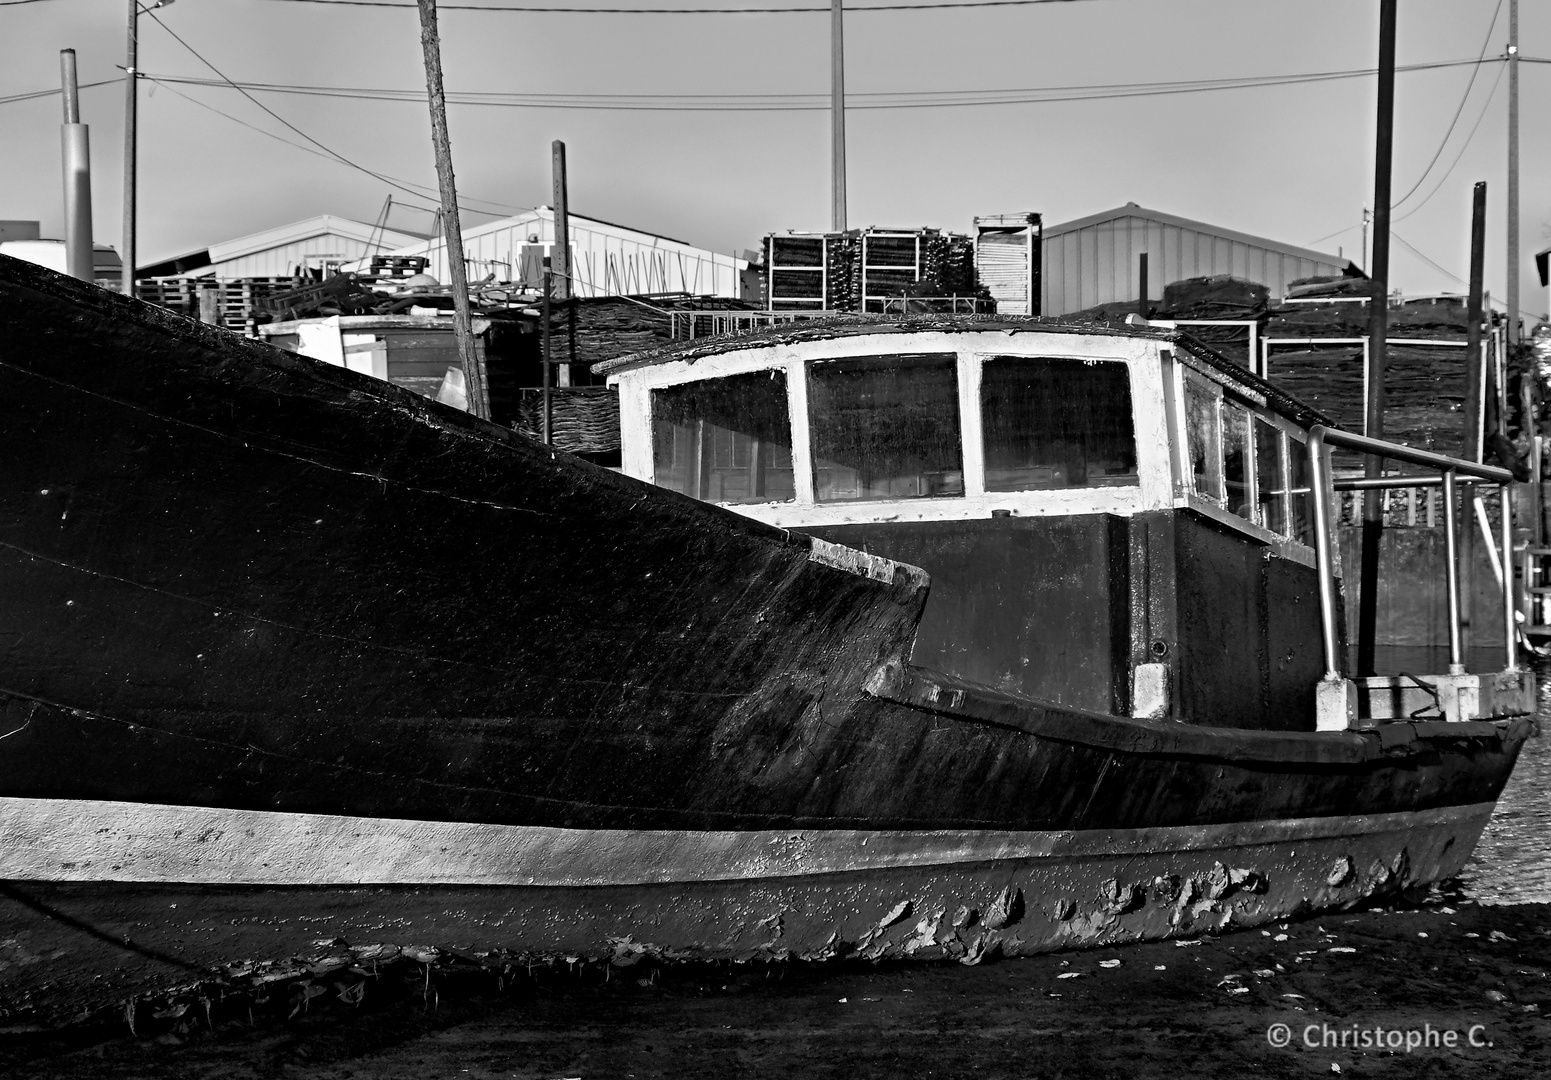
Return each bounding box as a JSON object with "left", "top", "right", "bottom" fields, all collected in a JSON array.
[
  {"left": 980, "top": 356, "right": 1138, "bottom": 491},
  {"left": 1255, "top": 416, "right": 1286, "bottom": 534},
  {"left": 1184, "top": 375, "right": 1223, "bottom": 501},
  {"left": 1223, "top": 401, "right": 1253, "bottom": 519},
  {"left": 1288, "top": 433, "right": 1314, "bottom": 545},
  {"left": 651, "top": 371, "right": 795, "bottom": 504},
  {"left": 808, "top": 353, "right": 963, "bottom": 502}
]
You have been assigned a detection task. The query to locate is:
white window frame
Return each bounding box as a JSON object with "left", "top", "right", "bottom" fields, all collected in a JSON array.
[{"left": 613, "top": 331, "right": 1177, "bottom": 529}]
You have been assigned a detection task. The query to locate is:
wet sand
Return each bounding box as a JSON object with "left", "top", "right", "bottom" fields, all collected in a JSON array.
[{"left": 5, "top": 897, "right": 1548, "bottom": 1079}]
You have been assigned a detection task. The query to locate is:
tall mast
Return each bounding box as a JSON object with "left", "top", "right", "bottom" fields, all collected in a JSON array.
[
  {"left": 1507, "top": 0, "right": 1520, "bottom": 345},
  {"left": 830, "top": 0, "right": 847, "bottom": 232},
  {"left": 415, "top": 0, "right": 492, "bottom": 420}
]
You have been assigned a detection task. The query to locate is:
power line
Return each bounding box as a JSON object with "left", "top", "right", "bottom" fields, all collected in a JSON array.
[
  {"left": 261, "top": 0, "right": 1098, "bottom": 14},
  {"left": 1307, "top": 52, "right": 1508, "bottom": 248},
  {"left": 139, "top": 7, "right": 521, "bottom": 216},
  {"left": 1305, "top": 221, "right": 1360, "bottom": 248},
  {"left": 0, "top": 78, "right": 119, "bottom": 105},
  {"left": 112, "top": 56, "right": 1490, "bottom": 114},
  {"left": 1, "top": 55, "right": 1496, "bottom": 113},
  {"left": 142, "top": 75, "right": 521, "bottom": 217},
  {"left": 1393, "top": 230, "right": 1541, "bottom": 321},
  {"left": 1392, "top": 0, "right": 1501, "bottom": 208},
  {"left": 1392, "top": 59, "right": 1505, "bottom": 224}
]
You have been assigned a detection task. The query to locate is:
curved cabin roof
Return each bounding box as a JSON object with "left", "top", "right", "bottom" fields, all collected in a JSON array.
[{"left": 597, "top": 314, "right": 1334, "bottom": 430}]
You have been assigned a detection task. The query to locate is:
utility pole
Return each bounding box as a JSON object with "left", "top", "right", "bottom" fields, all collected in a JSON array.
[
  {"left": 60, "top": 49, "right": 94, "bottom": 283},
  {"left": 1357, "top": 0, "right": 1397, "bottom": 678},
  {"left": 415, "top": 0, "right": 492, "bottom": 420},
  {"left": 121, "top": 0, "right": 137, "bottom": 298},
  {"left": 1507, "top": 0, "right": 1520, "bottom": 345},
  {"left": 830, "top": 0, "right": 847, "bottom": 232}
]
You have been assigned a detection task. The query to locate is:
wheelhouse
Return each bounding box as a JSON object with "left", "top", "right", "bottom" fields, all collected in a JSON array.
[
  {"left": 602, "top": 318, "right": 1528, "bottom": 733},
  {"left": 607, "top": 323, "right": 1320, "bottom": 563}
]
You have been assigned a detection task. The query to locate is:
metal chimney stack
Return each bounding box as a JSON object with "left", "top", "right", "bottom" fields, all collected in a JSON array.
[{"left": 60, "top": 49, "right": 95, "bottom": 282}]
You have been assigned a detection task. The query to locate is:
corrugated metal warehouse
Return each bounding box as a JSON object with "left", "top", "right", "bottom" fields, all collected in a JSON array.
[
  {"left": 139, "top": 215, "right": 424, "bottom": 280},
  {"left": 378, "top": 207, "right": 750, "bottom": 300},
  {"left": 1042, "top": 203, "right": 1355, "bottom": 316}
]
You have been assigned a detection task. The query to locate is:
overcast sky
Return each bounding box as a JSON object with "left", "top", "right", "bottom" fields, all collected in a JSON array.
[{"left": 1, "top": 0, "right": 1546, "bottom": 314}]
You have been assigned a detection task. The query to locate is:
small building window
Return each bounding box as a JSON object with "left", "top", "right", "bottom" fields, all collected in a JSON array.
[
  {"left": 1255, "top": 417, "right": 1286, "bottom": 534},
  {"left": 651, "top": 370, "right": 795, "bottom": 504},
  {"left": 1184, "top": 375, "right": 1223, "bottom": 501},
  {"left": 809, "top": 353, "right": 964, "bottom": 502},
  {"left": 980, "top": 356, "right": 1137, "bottom": 491}
]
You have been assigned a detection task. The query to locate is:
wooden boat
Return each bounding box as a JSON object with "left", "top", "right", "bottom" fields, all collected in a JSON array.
[{"left": 0, "top": 255, "right": 1534, "bottom": 1021}]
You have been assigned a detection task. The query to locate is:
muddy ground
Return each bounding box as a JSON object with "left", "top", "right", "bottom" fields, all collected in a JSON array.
[{"left": 3, "top": 898, "right": 1549, "bottom": 1079}]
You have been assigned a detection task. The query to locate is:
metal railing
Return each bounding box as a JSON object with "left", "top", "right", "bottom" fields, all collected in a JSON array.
[{"left": 1306, "top": 425, "right": 1516, "bottom": 680}]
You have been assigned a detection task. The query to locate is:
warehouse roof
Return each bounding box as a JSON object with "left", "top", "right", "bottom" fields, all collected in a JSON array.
[{"left": 1047, "top": 203, "right": 1357, "bottom": 274}]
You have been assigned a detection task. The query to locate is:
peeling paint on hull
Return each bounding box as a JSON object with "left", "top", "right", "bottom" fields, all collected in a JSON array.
[{"left": 0, "top": 799, "right": 1492, "bottom": 1016}]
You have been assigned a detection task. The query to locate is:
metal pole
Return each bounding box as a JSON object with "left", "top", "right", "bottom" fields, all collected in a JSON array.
[
  {"left": 1502, "top": 483, "right": 1518, "bottom": 669},
  {"left": 121, "top": 0, "right": 137, "bottom": 298},
  {"left": 830, "top": 0, "right": 847, "bottom": 232},
  {"left": 416, "top": 0, "right": 491, "bottom": 420},
  {"left": 1507, "top": 0, "right": 1520, "bottom": 347},
  {"left": 1137, "top": 252, "right": 1149, "bottom": 319},
  {"left": 1443, "top": 469, "right": 1465, "bottom": 673},
  {"left": 1308, "top": 429, "right": 1343, "bottom": 678},
  {"left": 60, "top": 49, "right": 94, "bottom": 283},
  {"left": 1357, "top": 0, "right": 1398, "bottom": 677}
]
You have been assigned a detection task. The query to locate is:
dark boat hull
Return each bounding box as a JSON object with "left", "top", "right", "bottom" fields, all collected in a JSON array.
[
  {"left": 0, "top": 795, "right": 1498, "bottom": 1015},
  {"left": 0, "top": 256, "right": 1531, "bottom": 1021}
]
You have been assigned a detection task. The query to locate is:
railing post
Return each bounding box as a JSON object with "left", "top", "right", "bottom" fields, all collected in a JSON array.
[
  {"left": 1503, "top": 483, "right": 1518, "bottom": 670},
  {"left": 1308, "top": 428, "right": 1342, "bottom": 678},
  {"left": 1443, "top": 468, "right": 1464, "bottom": 673}
]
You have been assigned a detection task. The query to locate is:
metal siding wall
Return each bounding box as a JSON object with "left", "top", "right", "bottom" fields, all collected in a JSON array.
[
  {"left": 1044, "top": 216, "right": 1345, "bottom": 315},
  {"left": 212, "top": 236, "right": 379, "bottom": 279},
  {"left": 413, "top": 214, "right": 738, "bottom": 298}
]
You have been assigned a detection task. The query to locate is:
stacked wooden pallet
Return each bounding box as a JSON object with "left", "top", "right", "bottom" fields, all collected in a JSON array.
[{"left": 512, "top": 387, "right": 620, "bottom": 453}]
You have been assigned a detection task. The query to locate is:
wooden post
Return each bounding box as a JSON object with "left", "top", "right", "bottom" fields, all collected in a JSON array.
[
  {"left": 830, "top": 0, "right": 847, "bottom": 232},
  {"left": 1357, "top": 0, "right": 1397, "bottom": 677},
  {"left": 121, "top": 0, "right": 137, "bottom": 298},
  {"left": 416, "top": 0, "right": 492, "bottom": 420},
  {"left": 551, "top": 140, "right": 576, "bottom": 389},
  {"left": 1460, "top": 182, "right": 1488, "bottom": 659},
  {"left": 541, "top": 268, "right": 553, "bottom": 446},
  {"left": 1507, "top": 0, "right": 1520, "bottom": 346},
  {"left": 551, "top": 141, "right": 571, "bottom": 305},
  {"left": 1465, "top": 183, "right": 1488, "bottom": 461},
  {"left": 1137, "top": 252, "right": 1149, "bottom": 319}
]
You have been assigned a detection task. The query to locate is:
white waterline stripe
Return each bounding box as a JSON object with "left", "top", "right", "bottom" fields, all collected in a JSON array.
[{"left": 0, "top": 797, "right": 1493, "bottom": 887}]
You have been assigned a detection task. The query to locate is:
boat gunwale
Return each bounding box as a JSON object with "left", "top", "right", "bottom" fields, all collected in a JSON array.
[{"left": 866, "top": 660, "right": 1534, "bottom": 767}]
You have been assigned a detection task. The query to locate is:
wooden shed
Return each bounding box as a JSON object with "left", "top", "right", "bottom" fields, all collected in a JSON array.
[{"left": 1043, "top": 203, "right": 1356, "bottom": 316}]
